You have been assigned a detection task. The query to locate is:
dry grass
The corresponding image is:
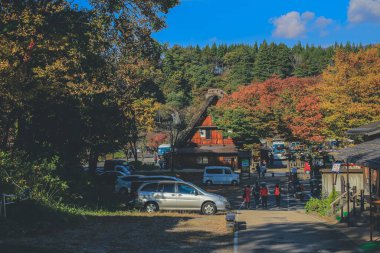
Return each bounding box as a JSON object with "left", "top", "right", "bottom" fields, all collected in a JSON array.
[{"left": 1, "top": 211, "right": 232, "bottom": 253}]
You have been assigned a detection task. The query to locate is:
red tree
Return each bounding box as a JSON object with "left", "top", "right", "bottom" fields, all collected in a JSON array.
[
  {"left": 147, "top": 132, "right": 168, "bottom": 149},
  {"left": 215, "top": 76, "right": 325, "bottom": 142}
]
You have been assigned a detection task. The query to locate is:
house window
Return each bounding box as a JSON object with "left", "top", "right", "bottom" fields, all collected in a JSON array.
[
  {"left": 196, "top": 156, "right": 209, "bottom": 165},
  {"left": 205, "top": 129, "right": 211, "bottom": 139},
  {"left": 199, "top": 129, "right": 206, "bottom": 138}
]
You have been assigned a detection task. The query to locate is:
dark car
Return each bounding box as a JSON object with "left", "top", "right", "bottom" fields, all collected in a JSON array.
[
  {"left": 98, "top": 171, "right": 126, "bottom": 185},
  {"left": 104, "top": 159, "right": 135, "bottom": 173}
]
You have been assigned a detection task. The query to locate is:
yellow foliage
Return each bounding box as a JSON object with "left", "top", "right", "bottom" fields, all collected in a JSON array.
[{"left": 315, "top": 45, "right": 380, "bottom": 138}]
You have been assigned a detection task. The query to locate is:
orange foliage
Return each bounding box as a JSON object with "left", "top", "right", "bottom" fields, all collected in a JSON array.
[
  {"left": 146, "top": 132, "right": 168, "bottom": 148},
  {"left": 217, "top": 77, "right": 325, "bottom": 142}
]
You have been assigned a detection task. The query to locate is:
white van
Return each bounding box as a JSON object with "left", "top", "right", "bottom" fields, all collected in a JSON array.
[{"left": 203, "top": 166, "right": 240, "bottom": 186}]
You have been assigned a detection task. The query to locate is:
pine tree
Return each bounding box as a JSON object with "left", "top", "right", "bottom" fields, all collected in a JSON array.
[{"left": 253, "top": 41, "right": 271, "bottom": 81}]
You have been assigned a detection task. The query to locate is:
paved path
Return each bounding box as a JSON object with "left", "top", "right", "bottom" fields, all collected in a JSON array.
[{"left": 233, "top": 176, "right": 359, "bottom": 253}]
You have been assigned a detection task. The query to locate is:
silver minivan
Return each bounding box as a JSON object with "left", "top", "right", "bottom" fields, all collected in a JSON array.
[
  {"left": 135, "top": 181, "right": 230, "bottom": 215},
  {"left": 203, "top": 166, "right": 240, "bottom": 186}
]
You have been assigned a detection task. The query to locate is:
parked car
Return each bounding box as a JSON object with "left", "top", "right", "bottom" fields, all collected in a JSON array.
[
  {"left": 129, "top": 176, "right": 183, "bottom": 198},
  {"left": 98, "top": 171, "right": 128, "bottom": 185},
  {"left": 115, "top": 175, "right": 145, "bottom": 194},
  {"left": 104, "top": 159, "right": 135, "bottom": 173},
  {"left": 135, "top": 181, "right": 230, "bottom": 215},
  {"left": 203, "top": 166, "right": 239, "bottom": 186},
  {"left": 114, "top": 165, "right": 133, "bottom": 175}
]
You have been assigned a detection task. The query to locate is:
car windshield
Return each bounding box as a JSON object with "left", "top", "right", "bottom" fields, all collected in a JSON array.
[
  {"left": 182, "top": 182, "right": 206, "bottom": 195},
  {"left": 178, "top": 184, "right": 196, "bottom": 194}
]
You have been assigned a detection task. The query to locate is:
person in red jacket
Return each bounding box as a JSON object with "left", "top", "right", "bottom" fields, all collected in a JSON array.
[
  {"left": 260, "top": 184, "right": 269, "bottom": 208},
  {"left": 274, "top": 183, "right": 281, "bottom": 207},
  {"left": 243, "top": 185, "right": 252, "bottom": 209}
]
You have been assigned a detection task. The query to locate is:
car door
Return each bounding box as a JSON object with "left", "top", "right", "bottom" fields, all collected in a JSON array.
[
  {"left": 214, "top": 169, "right": 224, "bottom": 184},
  {"left": 176, "top": 183, "right": 202, "bottom": 210},
  {"left": 154, "top": 183, "right": 177, "bottom": 209},
  {"left": 223, "top": 168, "right": 232, "bottom": 184}
]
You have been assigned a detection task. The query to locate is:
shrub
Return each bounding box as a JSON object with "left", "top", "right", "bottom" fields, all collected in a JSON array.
[
  {"left": 0, "top": 151, "right": 68, "bottom": 202},
  {"left": 305, "top": 190, "right": 338, "bottom": 216}
]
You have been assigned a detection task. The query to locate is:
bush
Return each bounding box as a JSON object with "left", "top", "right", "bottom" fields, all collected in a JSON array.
[
  {"left": 0, "top": 151, "right": 68, "bottom": 202},
  {"left": 305, "top": 190, "right": 338, "bottom": 216}
]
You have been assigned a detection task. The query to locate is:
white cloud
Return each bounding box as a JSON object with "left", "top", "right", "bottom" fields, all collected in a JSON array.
[
  {"left": 271, "top": 11, "right": 336, "bottom": 39},
  {"left": 348, "top": 0, "right": 380, "bottom": 23},
  {"left": 302, "top": 11, "right": 315, "bottom": 21},
  {"left": 272, "top": 11, "right": 310, "bottom": 39},
  {"left": 315, "top": 16, "right": 333, "bottom": 27}
]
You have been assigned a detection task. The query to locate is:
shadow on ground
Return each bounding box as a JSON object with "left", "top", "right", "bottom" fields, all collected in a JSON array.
[
  {"left": 1, "top": 214, "right": 232, "bottom": 253},
  {"left": 237, "top": 221, "right": 359, "bottom": 253}
]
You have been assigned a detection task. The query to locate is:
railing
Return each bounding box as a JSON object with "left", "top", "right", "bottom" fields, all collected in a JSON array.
[
  {"left": 1, "top": 190, "right": 30, "bottom": 219},
  {"left": 330, "top": 191, "right": 347, "bottom": 215}
]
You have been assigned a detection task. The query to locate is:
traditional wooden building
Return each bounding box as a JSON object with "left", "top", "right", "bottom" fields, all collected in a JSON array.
[{"left": 173, "top": 89, "right": 247, "bottom": 169}]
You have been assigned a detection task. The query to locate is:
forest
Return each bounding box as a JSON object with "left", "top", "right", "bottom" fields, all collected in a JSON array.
[{"left": 159, "top": 42, "right": 369, "bottom": 108}]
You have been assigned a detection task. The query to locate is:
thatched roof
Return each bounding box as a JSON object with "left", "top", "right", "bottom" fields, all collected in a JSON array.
[{"left": 176, "top": 89, "right": 225, "bottom": 147}]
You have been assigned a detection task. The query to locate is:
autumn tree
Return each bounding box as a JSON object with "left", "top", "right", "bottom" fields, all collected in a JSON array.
[
  {"left": 315, "top": 46, "right": 380, "bottom": 138},
  {"left": 212, "top": 77, "right": 325, "bottom": 143}
]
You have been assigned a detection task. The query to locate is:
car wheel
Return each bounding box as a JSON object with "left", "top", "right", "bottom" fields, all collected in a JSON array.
[
  {"left": 231, "top": 180, "right": 238, "bottom": 186},
  {"left": 145, "top": 202, "right": 159, "bottom": 213},
  {"left": 205, "top": 180, "right": 213, "bottom": 186},
  {"left": 202, "top": 202, "right": 216, "bottom": 215},
  {"left": 119, "top": 188, "right": 128, "bottom": 195}
]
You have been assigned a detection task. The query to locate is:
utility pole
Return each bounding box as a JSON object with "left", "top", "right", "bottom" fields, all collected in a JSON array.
[
  {"left": 369, "top": 167, "right": 373, "bottom": 241},
  {"left": 346, "top": 160, "right": 350, "bottom": 224}
]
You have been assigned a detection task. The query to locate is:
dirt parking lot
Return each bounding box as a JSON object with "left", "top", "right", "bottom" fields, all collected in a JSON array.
[
  {"left": 1, "top": 172, "right": 249, "bottom": 253},
  {"left": 1, "top": 212, "right": 233, "bottom": 253}
]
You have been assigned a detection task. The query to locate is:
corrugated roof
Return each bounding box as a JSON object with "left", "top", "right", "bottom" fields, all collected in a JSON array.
[
  {"left": 346, "top": 121, "right": 380, "bottom": 136},
  {"left": 331, "top": 138, "right": 380, "bottom": 169}
]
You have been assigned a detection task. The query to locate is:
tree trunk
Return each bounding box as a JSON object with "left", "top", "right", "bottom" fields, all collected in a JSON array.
[{"left": 88, "top": 148, "right": 99, "bottom": 176}]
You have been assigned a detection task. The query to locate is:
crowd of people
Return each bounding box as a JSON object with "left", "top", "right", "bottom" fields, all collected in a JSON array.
[{"left": 242, "top": 182, "right": 282, "bottom": 209}]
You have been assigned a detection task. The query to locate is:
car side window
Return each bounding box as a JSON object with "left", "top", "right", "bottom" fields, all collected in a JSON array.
[
  {"left": 225, "top": 169, "right": 232, "bottom": 174},
  {"left": 206, "top": 169, "right": 223, "bottom": 174},
  {"left": 178, "top": 184, "right": 196, "bottom": 194},
  {"left": 140, "top": 183, "right": 158, "bottom": 192},
  {"left": 158, "top": 183, "right": 175, "bottom": 193}
]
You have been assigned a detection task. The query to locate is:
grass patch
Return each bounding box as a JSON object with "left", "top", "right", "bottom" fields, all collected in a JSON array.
[{"left": 359, "top": 242, "right": 380, "bottom": 253}]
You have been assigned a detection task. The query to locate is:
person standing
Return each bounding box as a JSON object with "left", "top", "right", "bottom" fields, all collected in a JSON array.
[
  {"left": 274, "top": 183, "right": 281, "bottom": 207},
  {"left": 256, "top": 164, "right": 261, "bottom": 179},
  {"left": 261, "top": 162, "right": 267, "bottom": 178},
  {"left": 154, "top": 152, "right": 158, "bottom": 164},
  {"left": 243, "top": 185, "right": 252, "bottom": 209},
  {"left": 252, "top": 182, "right": 260, "bottom": 209},
  {"left": 158, "top": 156, "right": 164, "bottom": 170},
  {"left": 260, "top": 184, "right": 269, "bottom": 208}
]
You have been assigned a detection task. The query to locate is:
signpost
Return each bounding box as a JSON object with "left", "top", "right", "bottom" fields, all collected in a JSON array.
[{"left": 241, "top": 159, "right": 250, "bottom": 178}]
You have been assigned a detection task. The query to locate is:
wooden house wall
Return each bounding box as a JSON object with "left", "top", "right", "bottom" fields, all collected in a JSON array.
[
  {"left": 190, "top": 115, "right": 234, "bottom": 145},
  {"left": 174, "top": 154, "right": 238, "bottom": 169}
]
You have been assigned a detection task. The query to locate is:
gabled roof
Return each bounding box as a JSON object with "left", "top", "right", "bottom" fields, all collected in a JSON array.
[
  {"left": 176, "top": 89, "right": 225, "bottom": 147},
  {"left": 176, "top": 95, "right": 218, "bottom": 146}
]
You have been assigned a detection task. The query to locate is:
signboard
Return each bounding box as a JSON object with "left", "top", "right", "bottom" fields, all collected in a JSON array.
[
  {"left": 332, "top": 163, "right": 341, "bottom": 173},
  {"left": 241, "top": 159, "right": 249, "bottom": 167}
]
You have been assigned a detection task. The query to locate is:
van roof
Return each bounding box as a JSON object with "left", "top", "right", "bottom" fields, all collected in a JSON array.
[
  {"left": 205, "top": 166, "right": 231, "bottom": 169},
  {"left": 158, "top": 144, "right": 171, "bottom": 148}
]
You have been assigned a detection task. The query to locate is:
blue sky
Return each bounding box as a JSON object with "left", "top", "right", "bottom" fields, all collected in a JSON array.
[{"left": 76, "top": 0, "right": 380, "bottom": 46}]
